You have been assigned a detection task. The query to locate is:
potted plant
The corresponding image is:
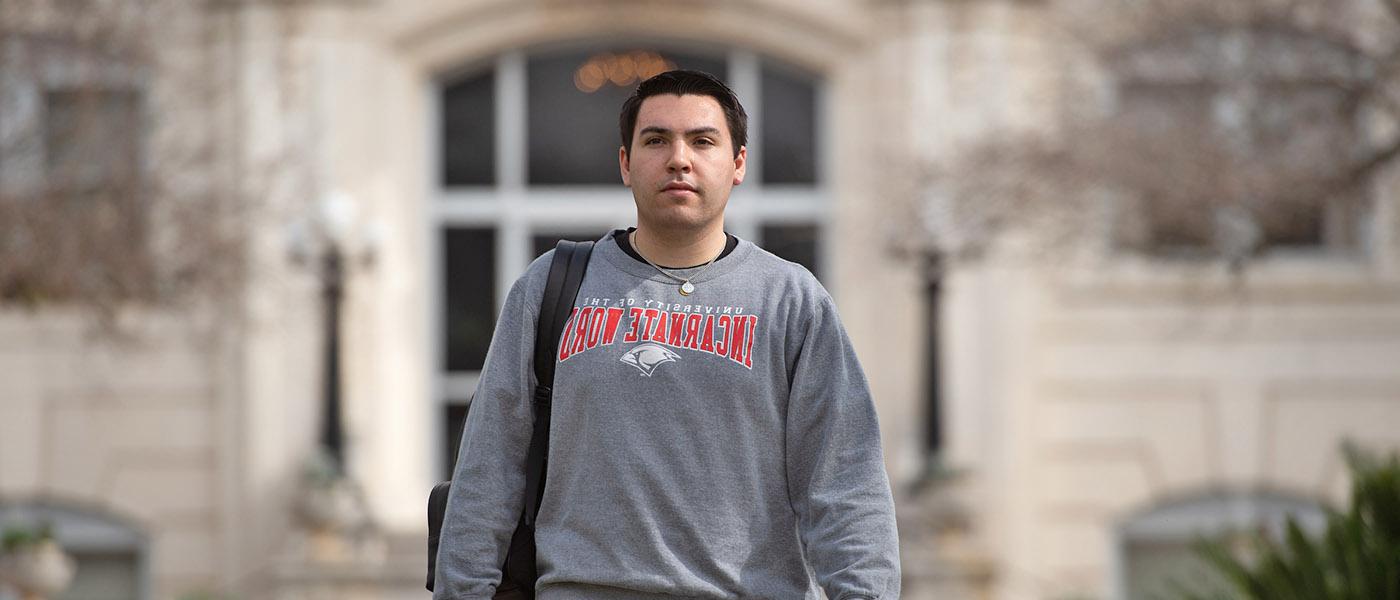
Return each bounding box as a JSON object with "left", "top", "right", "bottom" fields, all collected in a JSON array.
[{"left": 0, "top": 523, "right": 75, "bottom": 600}]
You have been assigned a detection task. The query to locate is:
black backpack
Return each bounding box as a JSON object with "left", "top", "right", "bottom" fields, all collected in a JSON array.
[{"left": 428, "top": 240, "right": 594, "bottom": 597}]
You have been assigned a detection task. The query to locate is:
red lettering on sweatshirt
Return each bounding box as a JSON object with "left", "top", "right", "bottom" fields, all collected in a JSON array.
[
  {"left": 699, "top": 315, "right": 715, "bottom": 353},
  {"left": 586, "top": 307, "right": 607, "bottom": 349},
  {"left": 570, "top": 307, "right": 592, "bottom": 355},
  {"left": 623, "top": 307, "right": 644, "bottom": 343},
  {"left": 601, "top": 307, "right": 625, "bottom": 345},
  {"left": 714, "top": 315, "right": 730, "bottom": 356},
  {"left": 560, "top": 303, "right": 758, "bottom": 370},
  {"left": 728, "top": 315, "right": 750, "bottom": 367},
  {"left": 683, "top": 314, "right": 702, "bottom": 349},
  {"left": 651, "top": 310, "right": 669, "bottom": 342},
  {"left": 667, "top": 312, "right": 686, "bottom": 346},
  {"left": 744, "top": 315, "right": 757, "bottom": 368},
  {"left": 558, "top": 308, "right": 580, "bottom": 361},
  {"left": 640, "top": 308, "right": 661, "bottom": 342}
]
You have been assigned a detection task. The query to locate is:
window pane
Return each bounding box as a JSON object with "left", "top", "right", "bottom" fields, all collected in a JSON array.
[
  {"left": 1138, "top": 190, "right": 1328, "bottom": 252},
  {"left": 44, "top": 89, "right": 143, "bottom": 191},
  {"left": 1142, "top": 195, "right": 1213, "bottom": 251},
  {"left": 1116, "top": 37, "right": 1358, "bottom": 254},
  {"left": 1125, "top": 540, "right": 1233, "bottom": 600},
  {"left": 761, "top": 224, "right": 820, "bottom": 279},
  {"left": 443, "top": 402, "right": 469, "bottom": 479},
  {"left": 60, "top": 551, "right": 141, "bottom": 600},
  {"left": 38, "top": 89, "right": 152, "bottom": 298},
  {"left": 1259, "top": 203, "right": 1324, "bottom": 247},
  {"left": 442, "top": 70, "right": 495, "bottom": 186},
  {"left": 760, "top": 62, "right": 817, "bottom": 184},
  {"left": 528, "top": 48, "right": 726, "bottom": 185},
  {"left": 443, "top": 228, "right": 496, "bottom": 371},
  {"left": 531, "top": 230, "right": 608, "bottom": 259}
]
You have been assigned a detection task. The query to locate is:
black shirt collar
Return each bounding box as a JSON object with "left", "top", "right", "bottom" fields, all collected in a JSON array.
[{"left": 612, "top": 227, "right": 738, "bottom": 269}]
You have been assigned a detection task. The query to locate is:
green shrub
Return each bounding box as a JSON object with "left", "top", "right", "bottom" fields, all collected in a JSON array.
[
  {"left": 1173, "top": 443, "right": 1400, "bottom": 600},
  {"left": 0, "top": 522, "right": 53, "bottom": 552}
]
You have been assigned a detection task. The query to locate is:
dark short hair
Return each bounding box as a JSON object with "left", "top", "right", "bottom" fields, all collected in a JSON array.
[{"left": 619, "top": 69, "right": 748, "bottom": 158}]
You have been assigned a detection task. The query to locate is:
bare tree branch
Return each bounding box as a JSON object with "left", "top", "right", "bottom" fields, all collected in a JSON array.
[
  {"left": 1380, "top": 0, "right": 1400, "bottom": 29},
  {"left": 918, "top": 0, "right": 1399, "bottom": 265},
  {"left": 0, "top": 0, "right": 266, "bottom": 328},
  {"left": 1341, "top": 136, "right": 1400, "bottom": 191}
]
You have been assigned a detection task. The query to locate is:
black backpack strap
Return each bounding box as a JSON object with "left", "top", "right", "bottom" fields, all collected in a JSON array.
[
  {"left": 534, "top": 241, "right": 592, "bottom": 387},
  {"left": 425, "top": 481, "right": 452, "bottom": 590},
  {"left": 427, "top": 240, "right": 595, "bottom": 594},
  {"left": 523, "top": 240, "right": 593, "bottom": 527}
]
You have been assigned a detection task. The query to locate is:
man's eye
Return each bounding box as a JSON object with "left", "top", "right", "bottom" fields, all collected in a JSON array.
[
  {"left": 694, "top": 138, "right": 714, "bottom": 146},
  {"left": 645, "top": 138, "right": 665, "bottom": 145}
]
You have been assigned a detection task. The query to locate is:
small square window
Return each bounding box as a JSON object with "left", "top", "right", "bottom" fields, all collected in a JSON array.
[
  {"left": 44, "top": 89, "right": 143, "bottom": 192},
  {"left": 443, "top": 228, "right": 497, "bottom": 371},
  {"left": 442, "top": 70, "right": 496, "bottom": 186},
  {"left": 760, "top": 62, "right": 818, "bottom": 185},
  {"left": 761, "top": 224, "right": 820, "bottom": 279}
]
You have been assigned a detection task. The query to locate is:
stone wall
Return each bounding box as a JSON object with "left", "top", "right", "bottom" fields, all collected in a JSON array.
[{"left": 0, "top": 312, "right": 229, "bottom": 598}]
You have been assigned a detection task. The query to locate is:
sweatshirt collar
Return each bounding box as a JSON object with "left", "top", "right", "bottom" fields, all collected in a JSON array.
[{"left": 597, "top": 229, "right": 756, "bottom": 286}]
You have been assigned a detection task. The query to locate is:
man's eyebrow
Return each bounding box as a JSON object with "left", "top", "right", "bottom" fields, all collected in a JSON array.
[{"left": 638, "top": 126, "right": 723, "bottom": 137}]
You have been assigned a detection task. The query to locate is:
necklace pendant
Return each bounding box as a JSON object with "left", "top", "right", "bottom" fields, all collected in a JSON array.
[{"left": 679, "top": 281, "right": 695, "bottom": 296}]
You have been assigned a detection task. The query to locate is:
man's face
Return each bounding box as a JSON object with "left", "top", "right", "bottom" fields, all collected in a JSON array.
[{"left": 620, "top": 94, "right": 746, "bottom": 233}]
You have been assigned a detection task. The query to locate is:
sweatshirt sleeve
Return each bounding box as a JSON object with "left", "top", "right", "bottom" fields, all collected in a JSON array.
[
  {"left": 433, "top": 273, "right": 540, "bottom": 600},
  {"left": 785, "top": 295, "right": 901, "bottom": 600}
]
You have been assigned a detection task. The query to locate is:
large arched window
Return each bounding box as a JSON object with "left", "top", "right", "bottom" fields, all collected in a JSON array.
[
  {"left": 430, "top": 43, "right": 828, "bottom": 476},
  {"left": 1115, "top": 491, "right": 1327, "bottom": 599},
  {"left": 0, "top": 500, "right": 148, "bottom": 600}
]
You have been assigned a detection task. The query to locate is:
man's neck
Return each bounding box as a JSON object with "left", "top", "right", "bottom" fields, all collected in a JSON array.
[{"left": 632, "top": 225, "right": 728, "bottom": 269}]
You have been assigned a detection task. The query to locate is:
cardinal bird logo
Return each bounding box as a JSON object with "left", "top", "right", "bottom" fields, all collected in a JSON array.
[{"left": 619, "top": 343, "right": 681, "bottom": 376}]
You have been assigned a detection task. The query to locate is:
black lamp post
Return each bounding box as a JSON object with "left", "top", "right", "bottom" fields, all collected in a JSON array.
[
  {"left": 292, "top": 191, "right": 377, "bottom": 476},
  {"left": 320, "top": 245, "right": 347, "bottom": 470},
  {"left": 923, "top": 251, "right": 944, "bottom": 462}
]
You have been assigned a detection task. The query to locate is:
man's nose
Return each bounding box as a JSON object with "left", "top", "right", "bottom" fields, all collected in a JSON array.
[{"left": 666, "top": 143, "right": 692, "bottom": 172}]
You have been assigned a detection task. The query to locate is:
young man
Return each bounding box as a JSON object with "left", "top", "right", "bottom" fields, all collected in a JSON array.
[{"left": 435, "top": 70, "right": 900, "bottom": 599}]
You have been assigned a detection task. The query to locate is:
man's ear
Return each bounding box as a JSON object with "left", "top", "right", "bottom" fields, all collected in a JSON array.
[
  {"left": 732, "top": 146, "right": 747, "bottom": 186},
  {"left": 619, "top": 145, "right": 632, "bottom": 187}
]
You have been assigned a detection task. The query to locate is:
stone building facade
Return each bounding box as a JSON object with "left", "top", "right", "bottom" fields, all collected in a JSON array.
[{"left": 2, "top": 1, "right": 1398, "bottom": 599}]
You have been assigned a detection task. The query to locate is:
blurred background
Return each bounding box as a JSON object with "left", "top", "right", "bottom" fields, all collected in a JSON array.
[{"left": 2, "top": 0, "right": 1399, "bottom": 598}]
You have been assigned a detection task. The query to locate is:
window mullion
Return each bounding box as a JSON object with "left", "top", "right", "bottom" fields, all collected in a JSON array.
[
  {"left": 500, "top": 198, "right": 528, "bottom": 311},
  {"left": 498, "top": 52, "right": 528, "bottom": 308},
  {"left": 728, "top": 50, "right": 761, "bottom": 244},
  {"left": 498, "top": 51, "right": 526, "bottom": 191},
  {"left": 729, "top": 49, "right": 762, "bottom": 193}
]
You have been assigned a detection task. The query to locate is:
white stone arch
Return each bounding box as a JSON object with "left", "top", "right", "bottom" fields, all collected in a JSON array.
[
  {"left": 347, "top": 0, "right": 887, "bottom": 525},
  {"left": 387, "top": 0, "right": 864, "bottom": 79}
]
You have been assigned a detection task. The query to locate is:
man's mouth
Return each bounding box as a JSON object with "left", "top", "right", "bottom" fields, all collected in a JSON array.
[{"left": 662, "top": 182, "right": 697, "bottom": 193}]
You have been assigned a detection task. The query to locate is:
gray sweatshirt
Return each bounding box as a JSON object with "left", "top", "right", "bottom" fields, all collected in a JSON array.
[{"left": 434, "top": 232, "right": 900, "bottom": 600}]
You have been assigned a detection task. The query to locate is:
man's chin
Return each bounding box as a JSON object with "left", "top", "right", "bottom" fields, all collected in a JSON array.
[
  {"left": 635, "top": 195, "right": 726, "bottom": 230},
  {"left": 639, "top": 210, "right": 719, "bottom": 233}
]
